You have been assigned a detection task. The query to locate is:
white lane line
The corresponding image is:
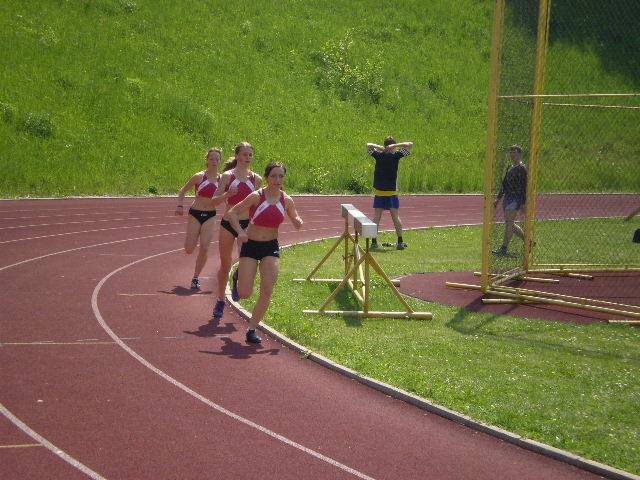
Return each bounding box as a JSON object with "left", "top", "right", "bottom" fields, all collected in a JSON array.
[
  {"left": 0, "top": 222, "right": 183, "bottom": 244},
  {"left": 0, "top": 209, "right": 162, "bottom": 221},
  {"left": 0, "top": 215, "right": 170, "bottom": 231},
  {"left": 0, "top": 403, "right": 107, "bottom": 480},
  {"left": 0, "top": 232, "right": 181, "bottom": 272},
  {"left": 1, "top": 341, "right": 116, "bottom": 346},
  {"left": 91, "top": 250, "right": 376, "bottom": 480}
]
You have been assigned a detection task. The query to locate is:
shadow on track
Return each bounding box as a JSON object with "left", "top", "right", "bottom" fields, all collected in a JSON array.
[{"left": 200, "top": 337, "right": 279, "bottom": 359}]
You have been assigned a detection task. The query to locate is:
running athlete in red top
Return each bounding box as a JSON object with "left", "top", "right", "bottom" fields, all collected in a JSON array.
[
  {"left": 224, "top": 162, "right": 303, "bottom": 343},
  {"left": 175, "top": 148, "right": 237, "bottom": 290},
  {"left": 212, "top": 142, "right": 263, "bottom": 318}
]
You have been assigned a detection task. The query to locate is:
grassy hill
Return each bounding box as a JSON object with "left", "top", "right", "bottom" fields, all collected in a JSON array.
[{"left": 0, "top": 0, "right": 638, "bottom": 197}]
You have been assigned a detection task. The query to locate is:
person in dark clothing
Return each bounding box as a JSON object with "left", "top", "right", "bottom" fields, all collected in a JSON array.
[
  {"left": 366, "top": 136, "right": 413, "bottom": 250},
  {"left": 492, "top": 144, "right": 527, "bottom": 255}
]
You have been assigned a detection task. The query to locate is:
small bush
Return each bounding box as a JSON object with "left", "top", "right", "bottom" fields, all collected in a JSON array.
[
  {"left": 241, "top": 20, "right": 252, "bottom": 35},
  {"left": 125, "top": 77, "right": 144, "bottom": 95},
  {"left": 316, "top": 29, "right": 383, "bottom": 104},
  {"left": 39, "top": 27, "right": 59, "bottom": 47},
  {"left": 120, "top": 0, "right": 137, "bottom": 13},
  {"left": 303, "top": 167, "right": 330, "bottom": 193},
  {"left": 23, "top": 113, "right": 55, "bottom": 138},
  {"left": 1, "top": 102, "right": 14, "bottom": 122},
  {"left": 55, "top": 74, "right": 75, "bottom": 90},
  {"left": 346, "top": 175, "right": 369, "bottom": 194}
]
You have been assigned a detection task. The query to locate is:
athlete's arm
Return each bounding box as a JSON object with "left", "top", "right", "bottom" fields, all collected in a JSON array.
[
  {"left": 224, "top": 191, "right": 260, "bottom": 242},
  {"left": 285, "top": 195, "right": 303, "bottom": 230},
  {"left": 175, "top": 172, "right": 202, "bottom": 215},
  {"left": 254, "top": 173, "right": 263, "bottom": 189}
]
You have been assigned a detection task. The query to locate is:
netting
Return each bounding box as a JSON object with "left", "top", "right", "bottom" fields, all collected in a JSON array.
[{"left": 482, "top": 0, "right": 640, "bottom": 319}]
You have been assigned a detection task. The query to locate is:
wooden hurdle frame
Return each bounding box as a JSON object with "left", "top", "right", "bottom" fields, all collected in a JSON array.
[{"left": 293, "top": 204, "right": 432, "bottom": 319}]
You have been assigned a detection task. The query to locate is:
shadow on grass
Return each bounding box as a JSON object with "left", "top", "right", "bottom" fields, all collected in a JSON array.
[
  {"left": 323, "top": 282, "right": 364, "bottom": 327},
  {"left": 446, "top": 306, "right": 640, "bottom": 362}
]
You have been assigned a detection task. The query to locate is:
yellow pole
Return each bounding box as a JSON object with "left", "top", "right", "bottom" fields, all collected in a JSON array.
[
  {"left": 364, "top": 239, "right": 370, "bottom": 313},
  {"left": 524, "top": 0, "right": 552, "bottom": 270},
  {"left": 344, "top": 217, "right": 350, "bottom": 278},
  {"left": 303, "top": 232, "right": 350, "bottom": 280},
  {"left": 481, "top": 0, "right": 506, "bottom": 292}
]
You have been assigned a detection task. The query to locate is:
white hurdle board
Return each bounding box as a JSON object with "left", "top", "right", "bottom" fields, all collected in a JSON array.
[{"left": 340, "top": 204, "right": 377, "bottom": 238}]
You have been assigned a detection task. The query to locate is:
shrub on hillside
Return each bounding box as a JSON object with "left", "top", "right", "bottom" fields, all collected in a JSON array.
[
  {"left": 1, "top": 102, "right": 15, "bottom": 123},
  {"left": 23, "top": 113, "right": 55, "bottom": 138},
  {"left": 315, "top": 29, "right": 383, "bottom": 104}
]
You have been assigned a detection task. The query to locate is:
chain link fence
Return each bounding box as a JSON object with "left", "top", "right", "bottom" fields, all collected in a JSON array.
[{"left": 482, "top": 0, "right": 640, "bottom": 318}]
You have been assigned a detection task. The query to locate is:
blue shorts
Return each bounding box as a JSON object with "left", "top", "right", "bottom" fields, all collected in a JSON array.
[
  {"left": 503, "top": 196, "right": 524, "bottom": 211},
  {"left": 373, "top": 195, "right": 400, "bottom": 210}
]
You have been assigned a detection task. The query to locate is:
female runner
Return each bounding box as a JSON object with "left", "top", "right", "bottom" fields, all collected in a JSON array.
[
  {"left": 212, "top": 142, "right": 262, "bottom": 317},
  {"left": 224, "top": 162, "right": 303, "bottom": 343},
  {"left": 175, "top": 148, "right": 237, "bottom": 289}
]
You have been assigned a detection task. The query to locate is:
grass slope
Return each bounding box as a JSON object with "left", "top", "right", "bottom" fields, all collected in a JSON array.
[{"left": 1, "top": 0, "right": 638, "bottom": 197}]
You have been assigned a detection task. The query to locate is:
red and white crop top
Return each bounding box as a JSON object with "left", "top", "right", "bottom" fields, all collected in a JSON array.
[
  {"left": 226, "top": 170, "right": 257, "bottom": 205},
  {"left": 250, "top": 189, "right": 286, "bottom": 229},
  {"left": 195, "top": 171, "right": 220, "bottom": 198}
]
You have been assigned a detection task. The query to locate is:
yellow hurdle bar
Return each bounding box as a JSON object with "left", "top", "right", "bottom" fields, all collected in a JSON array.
[{"left": 486, "top": 289, "right": 640, "bottom": 319}]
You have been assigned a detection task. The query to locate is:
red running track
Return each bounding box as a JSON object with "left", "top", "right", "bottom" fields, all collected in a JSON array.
[{"left": 1, "top": 194, "right": 635, "bottom": 480}]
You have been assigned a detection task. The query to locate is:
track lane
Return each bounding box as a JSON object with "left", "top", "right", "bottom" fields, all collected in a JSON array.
[{"left": 3, "top": 195, "right": 632, "bottom": 479}]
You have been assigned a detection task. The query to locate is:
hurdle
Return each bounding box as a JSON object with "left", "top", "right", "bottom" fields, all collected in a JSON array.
[{"left": 293, "top": 204, "right": 433, "bottom": 320}]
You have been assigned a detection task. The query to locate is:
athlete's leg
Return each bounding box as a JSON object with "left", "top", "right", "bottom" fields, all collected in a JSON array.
[
  {"left": 236, "top": 256, "right": 259, "bottom": 300},
  {"left": 193, "top": 217, "right": 216, "bottom": 279},
  {"left": 217, "top": 227, "right": 236, "bottom": 299},
  {"left": 184, "top": 216, "right": 201, "bottom": 255},
  {"left": 248, "top": 256, "right": 279, "bottom": 330}
]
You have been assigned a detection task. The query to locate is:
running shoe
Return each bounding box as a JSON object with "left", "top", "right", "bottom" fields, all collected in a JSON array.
[
  {"left": 191, "top": 277, "right": 201, "bottom": 290},
  {"left": 492, "top": 246, "right": 507, "bottom": 256},
  {"left": 246, "top": 329, "right": 262, "bottom": 343},
  {"left": 396, "top": 242, "right": 408, "bottom": 250},
  {"left": 371, "top": 240, "right": 379, "bottom": 249},
  {"left": 212, "top": 299, "right": 226, "bottom": 317},
  {"left": 231, "top": 268, "right": 240, "bottom": 301}
]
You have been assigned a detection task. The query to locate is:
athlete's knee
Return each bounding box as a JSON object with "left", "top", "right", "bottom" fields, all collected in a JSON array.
[
  {"left": 238, "top": 284, "right": 253, "bottom": 299},
  {"left": 259, "top": 281, "right": 276, "bottom": 298},
  {"left": 219, "top": 259, "right": 232, "bottom": 272}
]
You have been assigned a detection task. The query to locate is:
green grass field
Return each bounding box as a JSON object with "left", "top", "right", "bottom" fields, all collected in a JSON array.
[
  {"left": 237, "top": 220, "right": 640, "bottom": 475},
  {"left": 1, "top": 0, "right": 638, "bottom": 197}
]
